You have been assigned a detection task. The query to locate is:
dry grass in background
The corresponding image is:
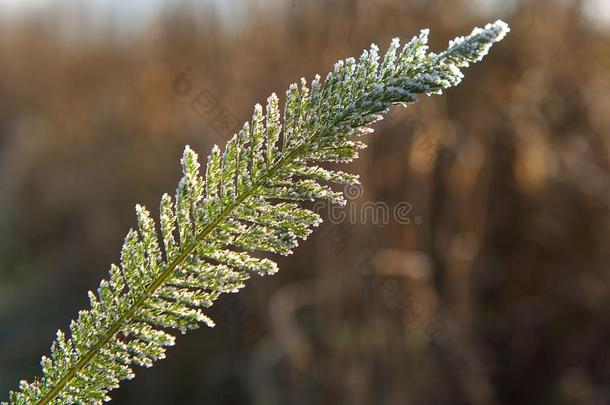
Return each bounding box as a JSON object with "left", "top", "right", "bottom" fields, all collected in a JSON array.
[{"left": 1, "top": 1, "right": 609, "bottom": 404}]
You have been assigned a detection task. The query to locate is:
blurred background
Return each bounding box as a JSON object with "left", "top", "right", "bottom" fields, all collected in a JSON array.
[{"left": 1, "top": 0, "right": 610, "bottom": 404}]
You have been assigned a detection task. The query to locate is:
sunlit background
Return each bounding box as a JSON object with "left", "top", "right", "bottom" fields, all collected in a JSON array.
[{"left": 1, "top": 1, "right": 610, "bottom": 404}]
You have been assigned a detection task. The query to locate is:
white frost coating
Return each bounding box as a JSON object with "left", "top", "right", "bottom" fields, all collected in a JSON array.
[{"left": 6, "top": 20, "right": 509, "bottom": 405}]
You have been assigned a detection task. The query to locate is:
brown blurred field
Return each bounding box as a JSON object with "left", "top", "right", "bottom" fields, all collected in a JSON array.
[{"left": 1, "top": 1, "right": 610, "bottom": 404}]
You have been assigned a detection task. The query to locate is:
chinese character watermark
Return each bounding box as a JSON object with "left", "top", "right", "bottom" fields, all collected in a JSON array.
[{"left": 172, "top": 66, "right": 241, "bottom": 140}]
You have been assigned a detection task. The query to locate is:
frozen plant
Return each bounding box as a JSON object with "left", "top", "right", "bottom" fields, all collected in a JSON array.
[{"left": 5, "top": 20, "right": 509, "bottom": 404}]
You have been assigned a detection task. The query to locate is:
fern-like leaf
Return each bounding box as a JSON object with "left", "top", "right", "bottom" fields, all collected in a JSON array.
[{"left": 5, "top": 20, "right": 509, "bottom": 404}]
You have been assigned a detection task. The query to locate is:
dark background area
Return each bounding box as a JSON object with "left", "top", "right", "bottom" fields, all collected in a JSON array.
[{"left": 1, "top": 0, "right": 610, "bottom": 404}]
